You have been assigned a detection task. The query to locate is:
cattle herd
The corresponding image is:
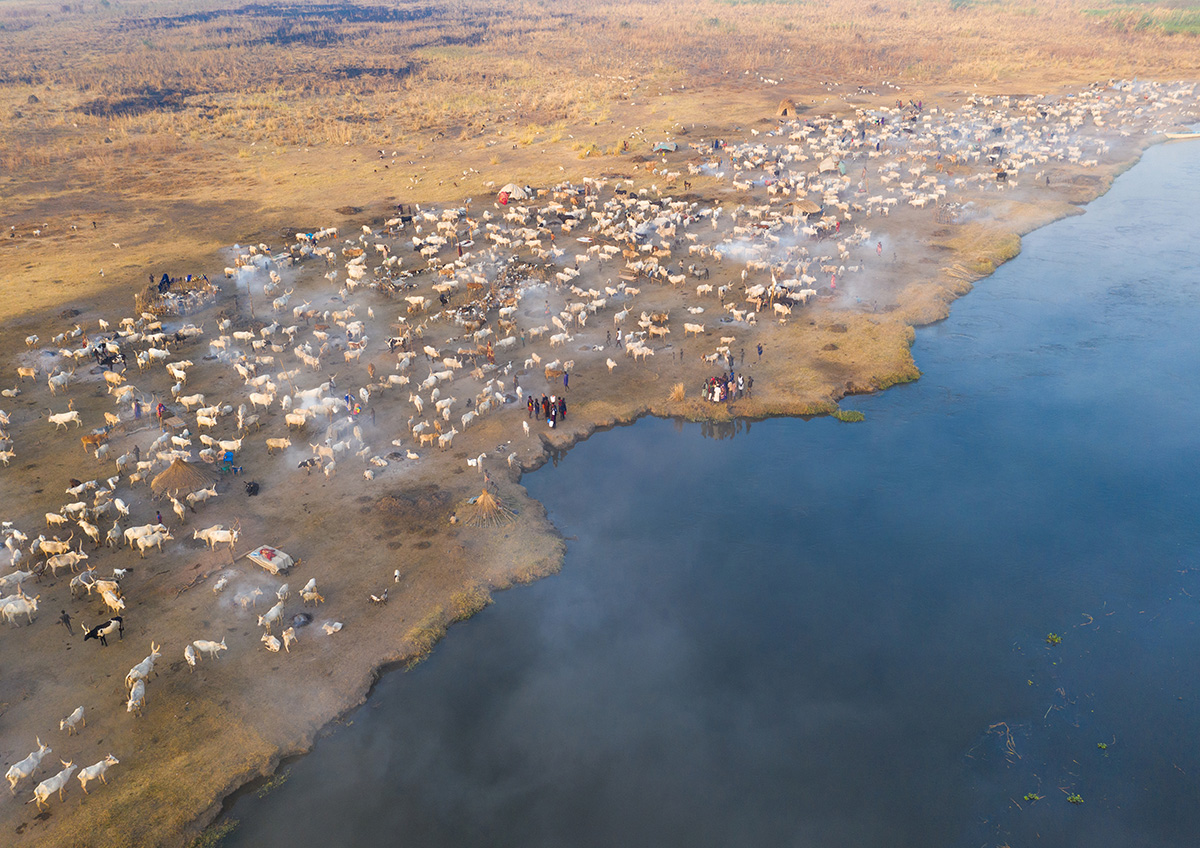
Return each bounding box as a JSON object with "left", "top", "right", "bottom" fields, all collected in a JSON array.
[{"left": 1, "top": 77, "right": 1197, "bottom": 820}]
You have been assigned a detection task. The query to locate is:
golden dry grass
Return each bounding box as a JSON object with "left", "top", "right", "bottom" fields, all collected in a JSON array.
[{"left": 3, "top": 0, "right": 1199, "bottom": 318}]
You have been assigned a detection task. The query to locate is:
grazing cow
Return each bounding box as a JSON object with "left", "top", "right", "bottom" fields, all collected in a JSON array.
[{"left": 125, "top": 680, "right": 146, "bottom": 716}]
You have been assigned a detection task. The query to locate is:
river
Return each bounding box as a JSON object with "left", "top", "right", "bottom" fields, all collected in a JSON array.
[{"left": 222, "top": 138, "right": 1200, "bottom": 847}]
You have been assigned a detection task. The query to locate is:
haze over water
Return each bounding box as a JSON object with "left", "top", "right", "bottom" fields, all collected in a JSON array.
[{"left": 224, "top": 137, "right": 1200, "bottom": 847}]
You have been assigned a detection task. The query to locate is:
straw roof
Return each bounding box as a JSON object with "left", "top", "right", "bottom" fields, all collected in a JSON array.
[
  {"left": 776, "top": 98, "right": 797, "bottom": 117},
  {"left": 791, "top": 199, "right": 822, "bottom": 215},
  {"left": 464, "top": 487, "right": 517, "bottom": 528},
  {"left": 151, "top": 458, "right": 217, "bottom": 499}
]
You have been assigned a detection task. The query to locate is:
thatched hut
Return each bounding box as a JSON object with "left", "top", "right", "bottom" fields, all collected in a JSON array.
[
  {"left": 791, "top": 198, "right": 822, "bottom": 217},
  {"left": 151, "top": 458, "right": 217, "bottom": 499},
  {"left": 776, "top": 98, "right": 797, "bottom": 118}
]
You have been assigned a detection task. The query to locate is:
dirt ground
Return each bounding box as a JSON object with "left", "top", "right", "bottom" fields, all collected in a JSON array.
[{"left": 0, "top": 78, "right": 1192, "bottom": 847}]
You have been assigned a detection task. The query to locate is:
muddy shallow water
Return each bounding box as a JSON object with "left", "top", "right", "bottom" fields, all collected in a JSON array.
[{"left": 221, "top": 139, "right": 1200, "bottom": 847}]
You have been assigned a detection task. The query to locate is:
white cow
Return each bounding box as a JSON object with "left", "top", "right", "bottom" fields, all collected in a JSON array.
[
  {"left": 78, "top": 755, "right": 119, "bottom": 794},
  {"left": 192, "top": 638, "right": 228, "bottom": 659},
  {"left": 125, "top": 680, "right": 146, "bottom": 716},
  {"left": 60, "top": 706, "right": 86, "bottom": 735},
  {"left": 6, "top": 739, "right": 50, "bottom": 795},
  {"left": 48, "top": 410, "right": 82, "bottom": 430},
  {"left": 257, "top": 601, "right": 285, "bottom": 632},
  {"left": 193, "top": 525, "right": 238, "bottom": 550},
  {"left": 32, "top": 760, "right": 78, "bottom": 809}
]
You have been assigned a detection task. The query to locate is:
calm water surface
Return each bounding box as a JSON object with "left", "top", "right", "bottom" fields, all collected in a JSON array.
[{"left": 224, "top": 140, "right": 1200, "bottom": 847}]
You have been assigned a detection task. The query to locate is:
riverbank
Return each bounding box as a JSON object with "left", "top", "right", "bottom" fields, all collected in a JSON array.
[{"left": 0, "top": 82, "right": 1196, "bottom": 848}]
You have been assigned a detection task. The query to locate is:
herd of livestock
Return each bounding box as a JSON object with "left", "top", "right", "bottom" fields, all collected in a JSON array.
[{"left": 1, "top": 77, "right": 1197, "bottom": 819}]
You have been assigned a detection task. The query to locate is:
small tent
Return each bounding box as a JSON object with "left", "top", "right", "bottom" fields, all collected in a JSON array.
[
  {"left": 818, "top": 158, "right": 838, "bottom": 174},
  {"left": 151, "top": 458, "right": 217, "bottom": 499},
  {"left": 776, "top": 98, "right": 797, "bottom": 118},
  {"left": 653, "top": 141, "right": 678, "bottom": 153},
  {"left": 497, "top": 183, "right": 530, "bottom": 205}
]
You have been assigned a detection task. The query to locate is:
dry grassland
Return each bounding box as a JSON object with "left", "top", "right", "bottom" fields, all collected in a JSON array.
[
  {"left": 0, "top": 2, "right": 1198, "bottom": 846},
  {"left": 3, "top": 0, "right": 1199, "bottom": 321}
]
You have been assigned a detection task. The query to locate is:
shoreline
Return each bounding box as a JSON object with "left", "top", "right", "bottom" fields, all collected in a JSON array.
[
  {"left": 0, "top": 82, "right": 1195, "bottom": 848},
  {"left": 191, "top": 137, "right": 1157, "bottom": 845}
]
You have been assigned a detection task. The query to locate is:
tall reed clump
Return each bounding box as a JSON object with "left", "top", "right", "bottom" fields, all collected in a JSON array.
[
  {"left": 450, "top": 583, "right": 493, "bottom": 622},
  {"left": 404, "top": 606, "right": 447, "bottom": 667}
]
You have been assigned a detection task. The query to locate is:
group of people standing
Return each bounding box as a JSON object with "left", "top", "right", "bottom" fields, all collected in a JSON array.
[
  {"left": 528, "top": 393, "right": 567, "bottom": 427},
  {"left": 703, "top": 372, "right": 752, "bottom": 403}
]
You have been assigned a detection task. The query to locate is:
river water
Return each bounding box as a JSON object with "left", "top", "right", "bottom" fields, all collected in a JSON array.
[{"left": 223, "top": 139, "right": 1200, "bottom": 847}]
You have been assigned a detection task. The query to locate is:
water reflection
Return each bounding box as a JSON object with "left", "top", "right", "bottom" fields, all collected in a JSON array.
[{"left": 696, "top": 417, "right": 751, "bottom": 440}]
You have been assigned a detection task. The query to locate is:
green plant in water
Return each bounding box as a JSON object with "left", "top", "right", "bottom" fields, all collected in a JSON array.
[
  {"left": 1046, "top": 633, "right": 1062, "bottom": 645},
  {"left": 1097, "top": 742, "right": 1108, "bottom": 750},
  {"left": 1024, "top": 792, "right": 1043, "bottom": 802},
  {"left": 191, "top": 819, "right": 239, "bottom": 848},
  {"left": 256, "top": 769, "right": 290, "bottom": 798},
  {"left": 1067, "top": 793, "right": 1084, "bottom": 805},
  {"left": 832, "top": 409, "right": 865, "bottom": 423}
]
